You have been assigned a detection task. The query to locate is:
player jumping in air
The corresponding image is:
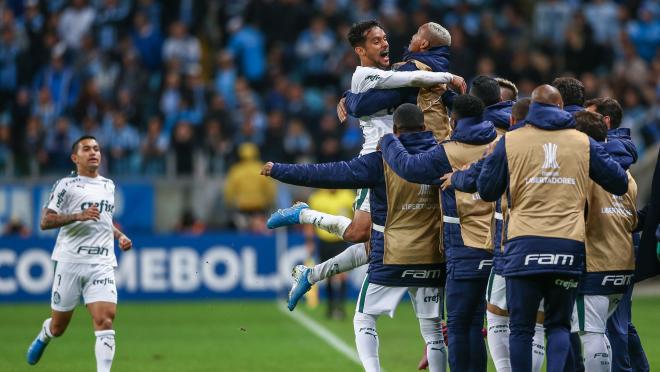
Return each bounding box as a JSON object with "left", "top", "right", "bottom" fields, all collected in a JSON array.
[
  {"left": 266, "top": 20, "right": 465, "bottom": 311},
  {"left": 26, "top": 136, "right": 132, "bottom": 372}
]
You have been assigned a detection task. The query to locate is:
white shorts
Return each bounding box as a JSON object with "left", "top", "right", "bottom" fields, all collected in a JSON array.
[
  {"left": 571, "top": 294, "right": 623, "bottom": 333},
  {"left": 356, "top": 276, "right": 443, "bottom": 319},
  {"left": 51, "top": 261, "right": 117, "bottom": 312},
  {"left": 486, "top": 270, "right": 544, "bottom": 312},
  {"left": 354, "top": 188, "right": 371, "bottom": 213}
]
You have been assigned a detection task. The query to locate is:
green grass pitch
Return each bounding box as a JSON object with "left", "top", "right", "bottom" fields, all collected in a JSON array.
[{"left": 1, "top": 297, "right": 658, "bottom": 371}]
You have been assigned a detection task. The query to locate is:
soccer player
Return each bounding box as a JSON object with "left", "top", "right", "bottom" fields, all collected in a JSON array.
[
  {"left": 571, "top": 110, "right": 638, "bottom": 371},
  {"left": 495, "top": 77, "right": 518, "bottom": 102},
  {"left": 446, "top": 97, "right": 546, "bottom": 372},
  {"left": 585, "top": 97, "right": 650, "bottom": 371},
  {"left": 263, "top": 104, "right": 448, "bottom": 372},
  {"left": 552, "top": 76, "right": 586, "bottom": 372},
  {"left": 26, "top": 136, "right": 132, "bottom": 372},
  {"left": 342, "top": 21, "right": 459, "bottom": 142},
  {"left": 552, "top": 76, "right": 585, "bottom": 115},
  {"left": 473, "top": 76, "right": 513, "bottom": 136},
  {"left": 475, "top": 85, "right": 628, "bottom": 372},
  {"left": 379, "top": 95, "right": 498, "bottom": 372},
  {"left": 267, "top": 20, "right": 465, "bottom": 311}
]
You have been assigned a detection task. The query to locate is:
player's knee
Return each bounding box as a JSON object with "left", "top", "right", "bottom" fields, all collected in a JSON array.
[
  {"left": 94, "top": 314, "right": 115, "bottom": 330},
  {"left": 343, "top": 224, "right": 370, "bottom": 243}
]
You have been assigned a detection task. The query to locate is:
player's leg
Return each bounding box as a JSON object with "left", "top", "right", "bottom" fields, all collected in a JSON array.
[
  {"left": 88, "top": 302, "right": 116, "bottom": 372},
  {"left": 354, "top": 275, "right": 407, "bottom": 372},
  {"left": 542, "top": 275, "right": 579, "bottom": 372},
  {"left": 410, "top": 287, "right": 447, "bottom": 372},
  {"left": 27, "top": 262, "right": 81, "bottom": 365},
  {"left": 532, "top": 311, "right": 546, "bottom": 372},
  {"left": 84, "top": 264, "right": 118, "bottom": 372},
  {"left": 486, "top": 271, "right": 512, "bottom": 372},
  {"left": 576, "top": 295, "right": 610, "bottom": 371},
  {"left": 467, "top": 278, "right": 489, "bottom": 372},
  {"left": 269, "top": 190, "right": 372, "bottom": 242},
  {"left": 446, "top": 277, "right": 488, "bottom": 372},
  {"left": 506, "top": 275, "right": 543, "bottom": 372},
  {"left": 627, "top": 323, "right": 650, "bottom": 372},
  {"left": 288, "top": 210, "right": 371, "bottom": 311},
  {"left": 606, "top": 284, "right": 633, "bottom": 372}
]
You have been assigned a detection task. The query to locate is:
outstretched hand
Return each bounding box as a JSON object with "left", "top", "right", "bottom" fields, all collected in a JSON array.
[{"left": 261, "top": 162, "right": 274, "bottom": 176}]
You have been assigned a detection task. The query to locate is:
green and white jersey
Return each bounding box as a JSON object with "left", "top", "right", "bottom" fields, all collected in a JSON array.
[
  {"left": 350, "top": 66, "right": 454, "bottom": 155},
  {"left": 46, "top": 175, "right": 117, "bottom": 266}
]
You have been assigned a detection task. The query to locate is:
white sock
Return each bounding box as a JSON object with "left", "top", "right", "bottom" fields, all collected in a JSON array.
[
  {"left": 299, "top": 209, "right": 352, "bottom": 239},
  {"left": 95, "top": 330, "right": 115, "bottom": 372},
  {"left": 354, "top": 312, "right": 380, "bottom": 372},
  {"left": 308, "top": 243, "right": 368, "bottom": 284},
  {"left": 581, "top": 331, "right": 610, "bottom": 372},
  {"left": 38, "top": 318, "right": 54, "bottom": 342},
  {"left": 532, "top": 323, "right": 546, "bottom": 372},
  {"left": 486, "top": 311, "right": 511, "bottom": 372},
  {"left": 419, "top": 317, "right": 447, "bottom": 372}
]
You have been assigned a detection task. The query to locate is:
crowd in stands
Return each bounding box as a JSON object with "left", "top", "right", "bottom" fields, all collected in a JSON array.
[{"left": 0, "top": 0, "right": 658, "bottom": 180}]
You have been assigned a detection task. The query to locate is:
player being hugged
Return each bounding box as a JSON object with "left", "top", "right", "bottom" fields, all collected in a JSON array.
[{"left": 26, "top": 135, "right": 132, "bottom": 372}]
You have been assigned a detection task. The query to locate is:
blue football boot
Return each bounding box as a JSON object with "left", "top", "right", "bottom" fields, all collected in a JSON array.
[{"left": 267, "top": 202, "right": 309, "bottom": 229}]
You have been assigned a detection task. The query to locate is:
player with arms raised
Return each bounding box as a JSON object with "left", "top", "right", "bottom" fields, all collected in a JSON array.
[
  {"left": 26, "top": 136, "right": 132, "bottom": 372},
  {"left": 266, "top": 20, "right": 465, "bottom": 310}
]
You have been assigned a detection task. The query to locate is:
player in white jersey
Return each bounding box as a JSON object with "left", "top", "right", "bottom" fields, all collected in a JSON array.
[
  {"left": 26, "top": 136, "right": 132, "bottom": 372},
  {"left": 265, "top": 20, "right": 465, "bottom": 311}
]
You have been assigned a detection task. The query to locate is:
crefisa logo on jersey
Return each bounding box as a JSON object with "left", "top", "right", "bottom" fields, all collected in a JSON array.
[{"left": 81, "top": 200, "right": 115, "bottom": 214}]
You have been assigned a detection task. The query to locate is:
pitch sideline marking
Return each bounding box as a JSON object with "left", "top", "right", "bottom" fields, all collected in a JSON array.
[{"left": 277, "top": 302, "right": 363, "bottom": 367}]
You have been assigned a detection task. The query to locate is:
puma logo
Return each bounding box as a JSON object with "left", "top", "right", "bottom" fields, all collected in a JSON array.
[{"left": 104, "top": 342, "right": 114, "bottom": 351}]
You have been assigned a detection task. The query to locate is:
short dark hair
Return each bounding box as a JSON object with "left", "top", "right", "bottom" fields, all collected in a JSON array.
[
  {"left": 347, "top": 20, "right": 383, "bottom": 47},
  {"left": 469, "top": 75, "right": 500, "bottom": 106},
  {"left": 495, "top": 77, "right": 518, "bottom": 101},
  {"left": 551, "top": 77, "right": 585, "bottom": 106},
  {"left": 575, "top": 111, "right": 607, "bottom": 142},
  {"left": 393, "top": 103, "right": 424, "bottom": 132},
  {"left": 511, "top": 98, "right": 531, "bottom": 123},
  {"left": 584, "top": 97, "right": 623, "bottom": 129},
  {"left": 71, "top": 135, "right": 98, "bottom": 154},
  {"left": 453, "top": 94, "right": 484, "bottom": 120}
]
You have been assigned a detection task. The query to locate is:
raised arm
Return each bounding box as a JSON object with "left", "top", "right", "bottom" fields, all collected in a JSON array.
[
  {"left": 344, "top": 89, "right": 403, "bottom": 117},
  {"left": 477, "top": 137, "right": 509, "bottom": 202},
  {"left": 588, "top": 138, "right": 629, "bottom": 196},
  {"left": 375, "top": 70, "right": 457, "bottom": 89},
  {"left": 380, "top": 134, "right": 451, "bottom": 185},
  {"left": 264, "top": 152, "right": 384, "bottom": 189}
]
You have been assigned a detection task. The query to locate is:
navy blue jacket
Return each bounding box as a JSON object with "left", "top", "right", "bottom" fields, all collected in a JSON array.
[
  {"left": 344, "top": 47, "right": 456, "bottom": 117},
  {"left": 564, "top": 104, "right": 584, "bottom": 115},
  {"left": 580, "top": 128, "right": 639, "bottom": 294},
  {"left": 270, "top": 132, "right": 444, "bottom": 287},
  {"left": 476, "top": 102, "right": 629, "bottom": 276},
  {"left": 484, "top": 101, "right": 514, "bottom": 132},
  {"left": 380, "top": 117, "right": 498, "bottom": 279}
]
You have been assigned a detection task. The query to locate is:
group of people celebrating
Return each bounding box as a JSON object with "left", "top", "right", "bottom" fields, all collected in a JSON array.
[{"left": 261, "top": 20, "right": 650, "bottom": 372}]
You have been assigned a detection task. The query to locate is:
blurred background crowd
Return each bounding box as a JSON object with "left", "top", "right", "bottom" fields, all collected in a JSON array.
[{"left": 0, "top": 0, "right": 658, "bottom": 233}]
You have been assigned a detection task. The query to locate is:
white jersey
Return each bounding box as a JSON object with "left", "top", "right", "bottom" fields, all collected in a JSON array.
[
  {"left": 46, "top": 174, "right": 117, "bottom": 266},
  {"left": 350, "top": 66, "right": 454, "bottom": 155}
]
